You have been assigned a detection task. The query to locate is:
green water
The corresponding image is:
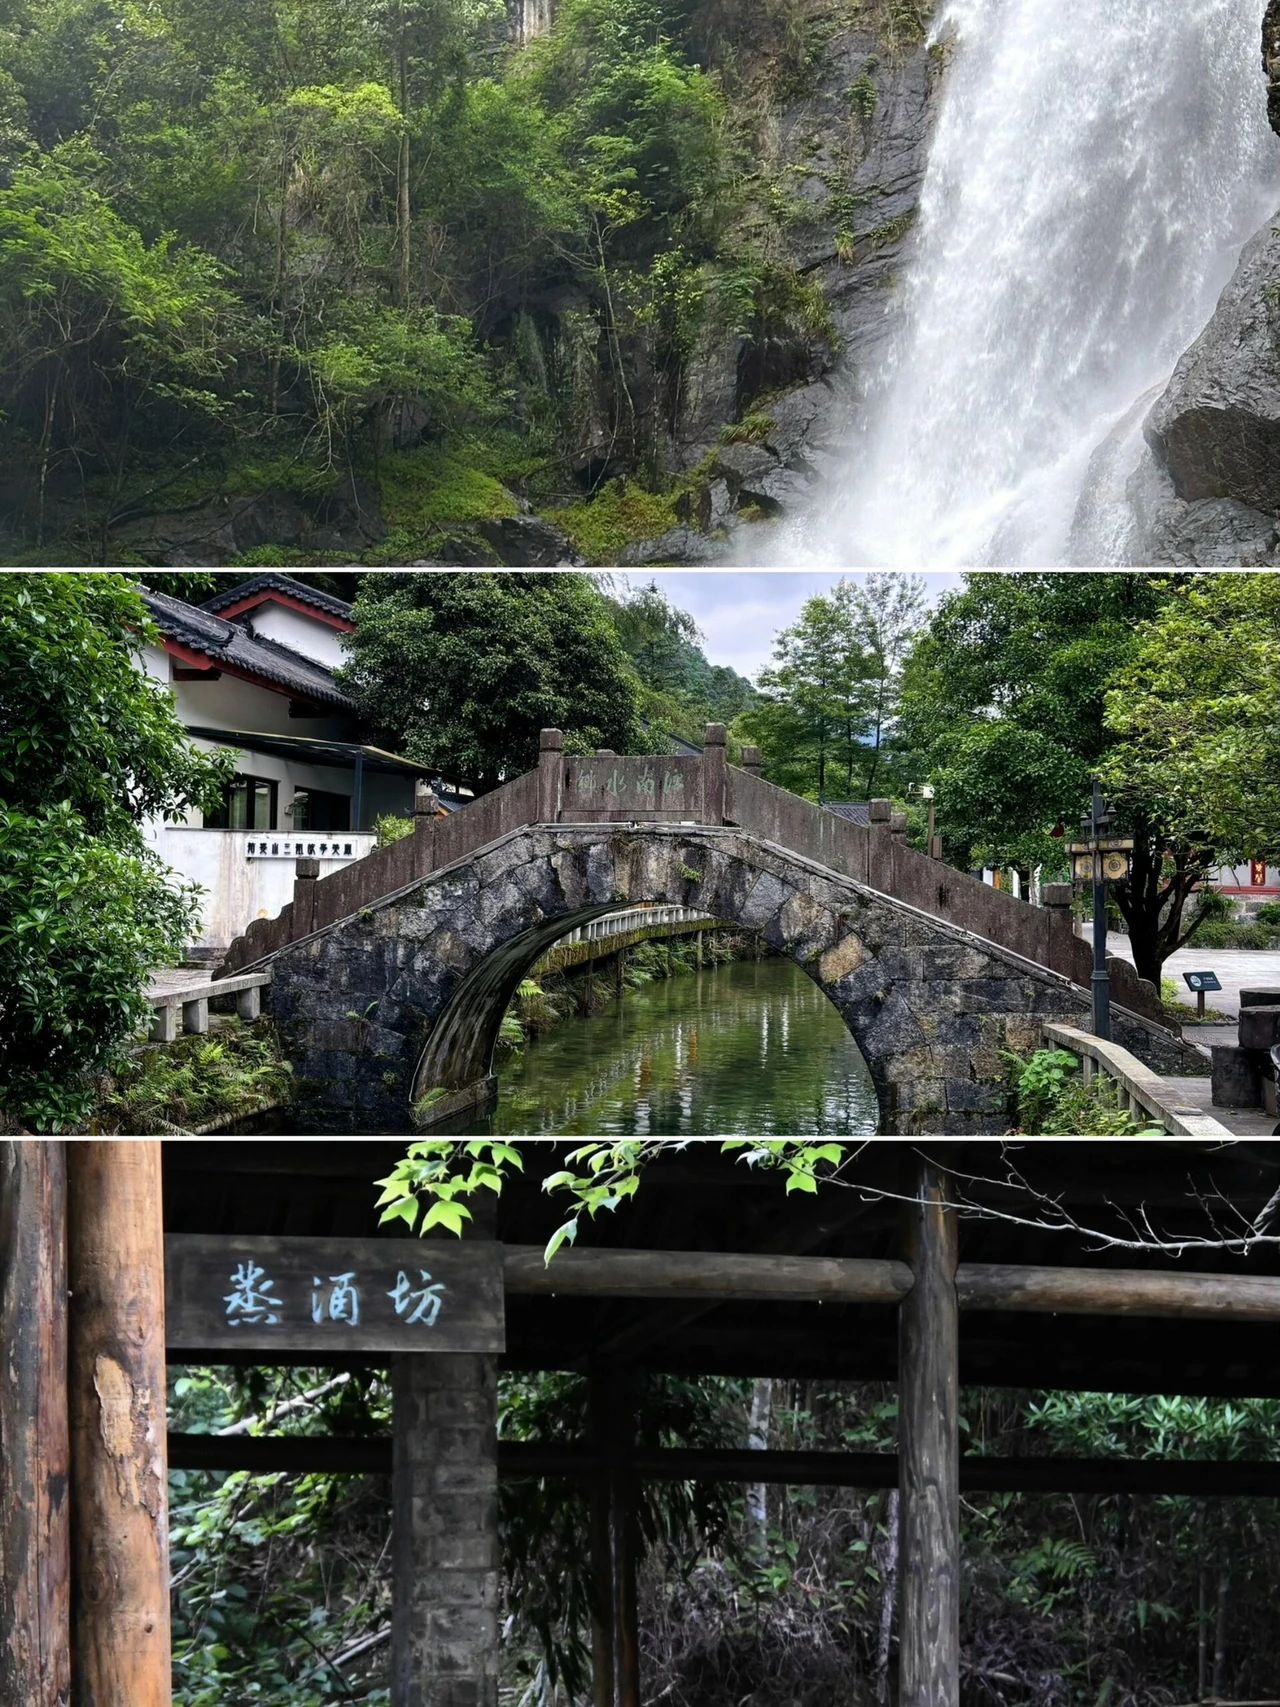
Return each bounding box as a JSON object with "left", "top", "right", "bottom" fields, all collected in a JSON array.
[{"left": 473, "top": 957, "right": 879, "bottom": 1137}]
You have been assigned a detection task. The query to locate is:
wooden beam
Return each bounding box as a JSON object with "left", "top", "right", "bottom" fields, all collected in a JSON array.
[
  {"left": 69, "top": 1142, "right": 172, "bottom": 1707},
  {"left": 899, "top": 1160, "right": 960, "bottom": 1707},
  {"left": 0, "top": 1142, "right": 70, "bottom": 1707},
  {"left": 505, "top": 1246, "right": 1280, "bottom": 1325},
  {"left": 504, "top": 1246, "right": 912, "bottom": 1304},
  {"left": 956, "top": 1264, "right": 1280, "bottom": 1321},
  {"left": 165, "top": 1432, "right": 1280, "bottom": 1498}
]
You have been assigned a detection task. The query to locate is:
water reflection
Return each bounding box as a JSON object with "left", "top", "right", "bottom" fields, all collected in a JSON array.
[{"left": 462, "top": 957, "right": 879, "bottom": 1137}]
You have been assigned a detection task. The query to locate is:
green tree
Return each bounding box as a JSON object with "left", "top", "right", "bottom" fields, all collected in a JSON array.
[
  {"left": 1102, "top": 572, "right": 1280, "bottom": 859},
  {"left": 343, "top": 571, "right": 641, "bottom": 791},
  {"left": 898, "top": 572, "right": 1216, "bottom": 987},
  {"left": 739, "top": 576, "right": 924, "bottom": 802},
  {"left": 0, "top": 573, "right": 231, "bottom": 1130}
]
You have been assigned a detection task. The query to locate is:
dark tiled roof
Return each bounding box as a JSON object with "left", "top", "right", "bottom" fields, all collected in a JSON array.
[
  {"left": 142, "top": 589, "right": 355, "bottom": 711},
  {"left": 200, "top": 573, "right": 354, "bottom": 621},
  {"left": 823, "top": 801, "right": 872, "bottom": 826}
]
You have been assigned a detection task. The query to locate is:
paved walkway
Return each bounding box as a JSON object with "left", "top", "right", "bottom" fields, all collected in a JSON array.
[
  {"left": 1159, "top": 1076, "right": 1276, "bottom": 1137},
  {"left": 1082, "top": 929, "right": 1280, "bottom": 1018}
]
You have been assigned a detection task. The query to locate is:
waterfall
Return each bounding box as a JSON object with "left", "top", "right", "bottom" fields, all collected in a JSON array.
[
  {"left": 510, "top": 0, "right": 556, "bottom": 46},
  {"left": 793, "top": 0, "right": 1280, "bottom": 567}
]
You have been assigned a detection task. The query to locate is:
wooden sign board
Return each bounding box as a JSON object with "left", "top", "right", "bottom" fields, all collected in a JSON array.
[{"left": 165, "top": 1235, "right": 505, "bottom": 1355}]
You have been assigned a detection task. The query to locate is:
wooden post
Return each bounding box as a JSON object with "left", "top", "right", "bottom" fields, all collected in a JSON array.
[
  {"left": 538, "top": 728, "right": 564, "bottom": 823},
  {"left": 588, "top": 1374, "right": 616, "bottom": 1707},
  {"left": 0, "top": 1141, "right": 71, "bottom": 1707},
  {"left": 68, "top": 1142, "right": 172, "bottom": 1707},
  {"left": 608, "top": 1377, "right": 641, "bottom": 1707},
  {"left": 702, "top": 724, "right": 727, "bottom": 825},
  {"left": 391, "top": 1354, "right": 499, "bottom": 1707},
  {"left": 898, "top": 1159, "right": 960, "bottom": 1707}
]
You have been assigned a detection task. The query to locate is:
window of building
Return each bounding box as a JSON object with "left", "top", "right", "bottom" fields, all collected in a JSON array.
[
  {"left": 205, "top": 775, "right": 278, "bottom": 831},
  {"left": 289, "top": 787, "right": 351, "bottom": 831}
]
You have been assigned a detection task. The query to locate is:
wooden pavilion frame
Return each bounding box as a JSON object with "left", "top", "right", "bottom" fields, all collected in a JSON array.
[{"left": 6, "top": 1138, "right": 1280, "bottom": 1706}]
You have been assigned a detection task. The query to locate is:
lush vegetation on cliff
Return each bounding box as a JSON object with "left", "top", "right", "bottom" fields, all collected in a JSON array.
[{"left": 0, "top": 0, "right": 847, "bottom": 562}]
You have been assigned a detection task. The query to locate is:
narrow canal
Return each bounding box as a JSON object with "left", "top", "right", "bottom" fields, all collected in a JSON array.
[{"left": 454, "top": 957, "right": 879, "bottom": 1137}]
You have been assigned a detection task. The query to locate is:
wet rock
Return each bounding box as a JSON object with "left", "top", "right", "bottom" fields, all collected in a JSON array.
[
  {"left": 1146, "top": 214, "right": 1280, "bottom": 511},
  {"left": 1148, "top": 495, "right": 1280, "bottom": 566},
  {"left": 475, "top": 514, "right": 579, "bottom": 566},
  {"left": 617, "top": 526, "right": 718, "bottom": 566}
]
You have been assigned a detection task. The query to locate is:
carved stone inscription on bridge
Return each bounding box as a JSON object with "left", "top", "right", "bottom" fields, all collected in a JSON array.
[
  {"left": 165, "top": 1235, "right": 505, "bottom": 1354},
  {"left": 563, "top": 755, "right": 702, "bottom": 820}
]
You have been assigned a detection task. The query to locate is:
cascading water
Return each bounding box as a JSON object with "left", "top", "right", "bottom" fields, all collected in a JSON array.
[{"left": 785, "top": 0, "right": 1280, "bottom": 567}]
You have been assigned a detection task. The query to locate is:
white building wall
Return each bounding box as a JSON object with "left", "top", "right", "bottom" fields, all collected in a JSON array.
[
  {"left": 244, "top": 604, "right": 350, "bottom": 671},
  {"left": 152, "top": 828, "right": 379, "bottom": 950}
]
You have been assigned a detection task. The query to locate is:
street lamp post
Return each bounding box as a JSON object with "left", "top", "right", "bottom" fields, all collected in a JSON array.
[{"left": 1085, "top": 777, "right": 1113, "bottom": 1041}]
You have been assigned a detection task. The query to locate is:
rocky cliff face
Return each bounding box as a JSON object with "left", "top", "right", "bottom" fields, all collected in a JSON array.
[{"left": 1140, "top": 8, "right": 1280, "bottom": 565}]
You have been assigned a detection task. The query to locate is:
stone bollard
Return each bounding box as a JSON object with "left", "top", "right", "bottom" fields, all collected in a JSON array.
[
  {"left": 537, "top": 728, "right": 564, "bottom": 823},
  {"left": 293, "top": 857, "right": 320, "bottom": 935},
  {"left": 741, "top": 745, "right": 762, "bottom": 777},
  {"left": 869, "top": 799, "right": 892, "bottom": 825},
  {"left": 868, "top": 800, "right": 893, "bottom": 890},
  {"left": 702, "top": 724, "right": 727, "bottom": 825}
]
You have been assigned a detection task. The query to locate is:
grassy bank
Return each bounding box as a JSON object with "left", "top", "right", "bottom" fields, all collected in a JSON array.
[{"left": 91, "top": 1019, "right": 293, "bottom": 1135}]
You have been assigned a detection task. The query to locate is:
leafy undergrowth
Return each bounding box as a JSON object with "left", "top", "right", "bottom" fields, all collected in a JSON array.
[
  {"left": 553, "top": 478, "right": 683, "bottom": 563},
  {"left": 368, "top": 442, "right": 520, "bottom": 562},
  {"left": 94, "top": 1019, "right": 293, "bottom": 1134},
  {"left": 1008, "top": 1047, "right": 1165, "bottom": 1137}
]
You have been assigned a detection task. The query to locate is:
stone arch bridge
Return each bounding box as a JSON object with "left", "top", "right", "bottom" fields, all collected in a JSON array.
[{"left": 216, "top": 729, "right": 1196, "bottom": 1134}]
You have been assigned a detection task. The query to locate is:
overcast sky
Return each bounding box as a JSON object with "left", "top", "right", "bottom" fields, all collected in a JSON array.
[{"left": 625, "top": 571, "right": 966, "bottom": 682}]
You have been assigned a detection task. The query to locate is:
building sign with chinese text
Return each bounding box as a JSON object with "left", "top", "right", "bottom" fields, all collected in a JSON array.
[{"left": 165, "top": 1235, "right": 504, "bottom": 1354}]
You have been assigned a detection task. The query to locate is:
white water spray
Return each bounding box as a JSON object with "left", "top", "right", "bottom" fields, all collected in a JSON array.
[{"left": 787, "top": 0, "right": 1280, "bottom": 567}]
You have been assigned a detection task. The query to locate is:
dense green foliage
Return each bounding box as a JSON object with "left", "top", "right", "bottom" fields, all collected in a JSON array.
[
  {"left": 606, "top": 578, "right": 756, "bottom": 745},
  {"left": 897, "top": 572, "right": 1222, "bottom": 985},
  {"left": 165, "top": 1358, "right": 1280, "bottom": 1706},
  {"left": 0, "top": 572, "right": 229, "bottom": 1130},
  {"left": 0, "top": 0, "right": 828, "bottom": 560},
  {"left": 737, "top": 573, "right": 926, "bottom": 802},
  {"left": 1103, "top": 571, "right": 1280, "bottom": 859},
  {"left": 93, "top": 1019, "right": 294, "bottom": 1133},
  {"left": 343, "top": 571, "right": 642, "bottom": 790}
]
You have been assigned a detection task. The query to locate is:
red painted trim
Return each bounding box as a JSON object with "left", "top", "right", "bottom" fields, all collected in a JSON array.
[
  {"left": 161, "top": 637, "right": 330, "bottom": 708},
  {"left": 213, "top": 589, "right": 355, "bottom": 631}
]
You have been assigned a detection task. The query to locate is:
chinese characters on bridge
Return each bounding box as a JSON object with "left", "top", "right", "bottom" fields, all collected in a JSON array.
[{"left": 224, "top": 1260, "right": 447, "bottom": 1332}]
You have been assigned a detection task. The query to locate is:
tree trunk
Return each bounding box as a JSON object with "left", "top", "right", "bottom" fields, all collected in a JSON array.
[
  {"left": 0, "top": 1141, "right": 71, "bottom": 1707},
  {"left": 898, "top": 1159, "right": 960, "bottom": 1707},
  {"left": 68, "top": 1142, "right": 172, "bottom": 1707},
  {"left": 746, "top": 1377, "right": 773, "bottom": 1544},
  {"left": 395, "top": 3, "right": 412, "bottom": 310},
  {"left": 874, "top": 1489, "right": 900, "bottom": 1707},
  {"left": 1211, "top": 1563, "right": 1230, "bottom": 1701}
]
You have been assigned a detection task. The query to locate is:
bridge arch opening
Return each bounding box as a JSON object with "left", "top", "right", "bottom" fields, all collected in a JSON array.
[{"left": 411, "top": 899, "right": 883, "bottom": 1135}]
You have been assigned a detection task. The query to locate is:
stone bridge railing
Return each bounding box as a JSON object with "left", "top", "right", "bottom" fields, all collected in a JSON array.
[{"left": 215, "top": 726, "right": 1166, "bottom": 1026}]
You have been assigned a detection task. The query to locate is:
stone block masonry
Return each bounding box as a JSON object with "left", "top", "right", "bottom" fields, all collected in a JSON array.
[
  {"left": 264, "top": 823, "right": 1203, "bottom": 1136},
  {"left": 392, "top": 1354, "right": 500, "bottom": 1707}
]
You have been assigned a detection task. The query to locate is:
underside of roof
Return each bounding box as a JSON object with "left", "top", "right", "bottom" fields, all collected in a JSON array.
[
  {"left": 186, "top": 727, "right": 422, "bottom": 775},
  {"left": 162, "top": 1140, "right": 1280, "bottom": 1398}
]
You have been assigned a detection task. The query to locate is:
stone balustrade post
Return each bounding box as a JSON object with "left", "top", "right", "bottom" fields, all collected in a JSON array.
[
  {"left": 1042, "top": 880, "right": 1076, "bottom": 978},
  {"left": 889, "top": 811, "right": 908, "bottom": 839},
  {"left": 538, "top": 729, "right": 564, "bottom": 823},
  {"left": 740, "top": 745, "right": 762, "bottom": 777},
  {"left": 414, "top": 781, "right": 438, "bottom": 879},
  {"left": 868, "top": 799, "right": 893, "bottom": 892},
  {"left": 702, "top": 724, "right": 727, "bottom": 825},
  {"left": 293, "top": 857, "right": 320, "bottom": 935}
]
